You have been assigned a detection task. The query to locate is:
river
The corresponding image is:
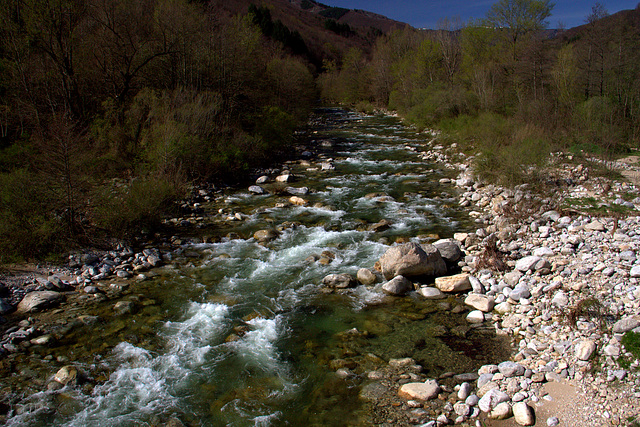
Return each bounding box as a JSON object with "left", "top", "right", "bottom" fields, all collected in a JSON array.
[{"left": 6, "top": 109, "right": 510, "bottom": 426}]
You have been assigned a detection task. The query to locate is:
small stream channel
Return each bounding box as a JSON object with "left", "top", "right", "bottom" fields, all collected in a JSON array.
[{"left": 4, "top": 109, "right": 511, "bottom": 426}]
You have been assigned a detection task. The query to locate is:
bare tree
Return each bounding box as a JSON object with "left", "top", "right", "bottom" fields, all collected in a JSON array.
[{"left": 436, "top": 17, "right": 462, "bottom": 86}]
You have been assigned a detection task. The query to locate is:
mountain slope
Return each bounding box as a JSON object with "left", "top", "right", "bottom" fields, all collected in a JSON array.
[{"left": 207, "top": 0, "right": 407, "bottom": 66}]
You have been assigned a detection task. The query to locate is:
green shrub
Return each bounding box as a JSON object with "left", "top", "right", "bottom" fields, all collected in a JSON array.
[
  {"left": 0, "top": 169, "right": 64, "bottom": 261},
  {"left": 390, "top": 85, "right": 478, "bottom": 129},
  {"left": 92, "top": 174, "right": 185, "bottom": 237},
  {"left": 355, "top": 101, "right": 376, "bottom": 114}
]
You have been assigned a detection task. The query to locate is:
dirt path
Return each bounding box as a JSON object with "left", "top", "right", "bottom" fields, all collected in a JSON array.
[{"left": 618, "top": 155, "right": 640, "bottom": 185}]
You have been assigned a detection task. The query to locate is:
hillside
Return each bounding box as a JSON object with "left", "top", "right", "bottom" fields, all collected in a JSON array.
[{"left": 207, "top": 0, "right": 408, "bottom": 66}]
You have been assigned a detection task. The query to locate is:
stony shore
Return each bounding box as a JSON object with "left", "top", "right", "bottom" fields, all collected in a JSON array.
[
  {"left": 362, "top": 140, "right": 640, "bottom": 426},
  {"left": 1, "top": 118, "right": 640, "bottom": 426}
]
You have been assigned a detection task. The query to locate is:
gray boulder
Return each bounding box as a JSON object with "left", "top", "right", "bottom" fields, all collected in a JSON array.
[
  {"left": 357, "top": 268, "right": 378, "bottom": 286},
  {"left": 322, "top": 273, "right": 357, "bottom": 289},
  {"left": 382, "top": 275, "right": 413, "bottom": 296},
  {"left": 433, "top": 238, "right": 463, "bottom": 263},
  {"left": 17, "top": 291, "right": 64, "bottom": 313},
  {"left": 612, "top": 316, "right": 640, "bottom": 333},
  {"left": 248, "top": 185, "right": 266, "bottom": 195},
  {"left": 286, "top": 186, "right": 309, "bottom": 196},
  {"left": 379, "top": 242, "right": 446, "bottom": 280}
]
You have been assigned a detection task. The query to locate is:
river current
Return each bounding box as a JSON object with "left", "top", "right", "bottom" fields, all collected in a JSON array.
[{"left": 6, "top": 109, "right": 510, "bottom": 426}]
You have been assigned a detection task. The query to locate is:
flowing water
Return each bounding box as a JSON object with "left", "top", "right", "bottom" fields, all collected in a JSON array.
[{"left": 5, "top": 109, "right": 510, "bottom": 426}]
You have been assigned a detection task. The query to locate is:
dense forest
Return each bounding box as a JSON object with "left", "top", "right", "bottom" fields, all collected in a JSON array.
[
  {"left": 0, "top": 0, "right": 317, "bottom": 259},
  {"left": 1, "top": 0, "right": 639, "bottom": 261}
]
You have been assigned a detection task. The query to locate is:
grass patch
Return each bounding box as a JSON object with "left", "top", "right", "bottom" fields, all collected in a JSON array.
[
  {"left": 622, "top": 331, "right": 640, "bottom": 360},
  {"left": 618, "top": 332, "right": 640, "bottom": 374},
  {"left": 562, "top": 197, "right": 637, "bottom": 217}
]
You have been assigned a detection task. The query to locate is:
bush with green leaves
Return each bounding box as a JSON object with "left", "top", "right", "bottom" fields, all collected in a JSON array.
[
  {"left": 92, "top": 174, "right": 185, "bottom": 238},
  {"left": 0, "top": 169, "right": 65, "bottom": 261}
]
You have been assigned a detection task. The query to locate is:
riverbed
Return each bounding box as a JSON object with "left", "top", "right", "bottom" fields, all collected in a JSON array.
[{"left": 3, "top": 109, "right": 512, "bottom": 426}]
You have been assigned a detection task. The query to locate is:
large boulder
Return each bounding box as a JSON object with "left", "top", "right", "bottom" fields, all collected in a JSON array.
[
  {"left": 381, "top": 275, "right": 413, "bottom": 296},
  {"left": 433, "top": 238, "right": 464, "bottom": 263},
  {"left": 379, "top": 242, "right": 446, "bottom": 280},
  {"left": 17, "top": 291, "right": 65, "bottom": 313}
]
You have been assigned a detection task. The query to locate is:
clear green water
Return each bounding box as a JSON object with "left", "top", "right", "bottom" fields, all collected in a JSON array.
[{"left": 5, "top": 109, "right": 510, "bottom": 426}]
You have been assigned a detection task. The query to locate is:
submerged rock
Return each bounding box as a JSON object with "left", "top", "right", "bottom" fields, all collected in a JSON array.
[
  {"left": 253, "top": 229, "right": 280, "bottom": 244},
  {"left": 322, "top": 273, "right": 357, "bottom": 289},
  {"left": 418, "top": 287, "right": 446, "bottom": 299},
  {"left": 54, "top": 365, "right": 78, "bottom": 385}
]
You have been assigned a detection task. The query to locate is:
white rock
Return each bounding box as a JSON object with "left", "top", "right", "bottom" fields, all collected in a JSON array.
[
  {"left": 533, "top": 247, "right": 554, "bottom": 257},
  {"left": 418, "top": 287, "right": 446, "bottom": 299},
  {"left": 465, "top": 294, "right": 495, "bottom": 312},
  {"left": 512, "top": 402, "right": 535, "bottom": 426},
  {"left": 630, "top": 265, "right": 640, "bottom": 278},
  {"left": 398, "top": 380, "right": 441, "bottom": 401},
  {"left": 585, "top": 220, "right": 605, "bottom": 232},
  {"left": 495, "top": 301, "right": 513, "bottom": 314},
  {"left": 515, "top": 256, "right": 542, "bottom": 272},
  {"left": 551, "top": 291, "right": 569, "bottom": 308},
  {"left": 489, "top": 402, "right": 513, "bottom": 420},
  {"left": 458, "top": 382, "right": 471, "bottom": 400},
  {"left": 547, "top": 416, "right": 560, "bottom": 426},
  {"left": 498, "top": 361, "right": 525, "bottom": 377},
  {"left": 603, "top": 344, "right": 620, "bottom": 357},
  {"left": 478, "top": 388, "right": 510, "bottom": 412},
  {"left": 613, "top": 316, "right": 640, "bottom": 333},
  {"left": 575, "top": 339, "right": 596, "bottom": 361},
  {"left": 466, "top": 310, "right": 485, "bottom": 323}
]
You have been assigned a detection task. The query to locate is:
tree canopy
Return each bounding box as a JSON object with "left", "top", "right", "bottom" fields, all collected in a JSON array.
[{"left": 485, "top": 0, "right": 555, "bottom": 59}]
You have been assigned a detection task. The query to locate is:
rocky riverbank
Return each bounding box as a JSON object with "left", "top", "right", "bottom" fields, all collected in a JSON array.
[
  {"left": 1, "top": 111, "right": 639, "bottom": 426},
  {"left": 353, "top": 140, "right": 640, "bottom": 426}
]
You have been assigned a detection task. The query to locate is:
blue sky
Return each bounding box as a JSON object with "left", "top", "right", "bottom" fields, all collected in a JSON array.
[{"left": 320, "top": 0, "right": 639, "bottom": 29}]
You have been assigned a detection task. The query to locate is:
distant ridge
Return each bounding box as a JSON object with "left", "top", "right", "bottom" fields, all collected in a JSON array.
[{"left": 207, "top": 0, "right": 408, "bottom": 66}]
